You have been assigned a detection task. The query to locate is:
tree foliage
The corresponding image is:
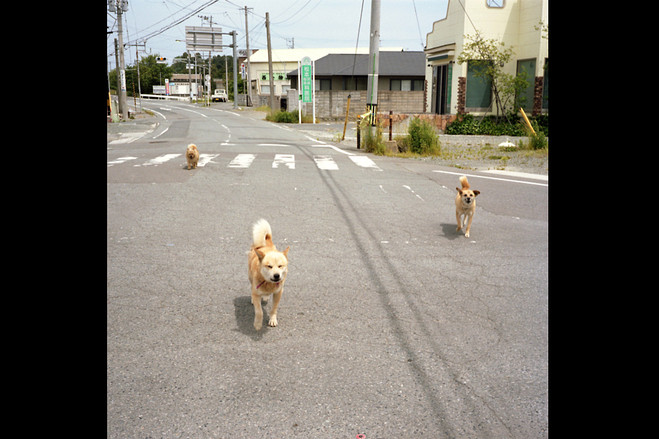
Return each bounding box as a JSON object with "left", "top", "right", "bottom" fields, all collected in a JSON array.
[
  {"left": 109, "top": 54, "right": 172, "bottom": 95},
  {"left": 457, "top": 32, "right": 529, "bottom": 122},
  {"left": 109, "top": 51, "right": 245, "bottom": 100}
]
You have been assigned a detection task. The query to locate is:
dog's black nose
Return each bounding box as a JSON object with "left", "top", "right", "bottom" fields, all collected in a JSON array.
[{"left": 272, "top": 273, "right": 280, "bottom": 281}]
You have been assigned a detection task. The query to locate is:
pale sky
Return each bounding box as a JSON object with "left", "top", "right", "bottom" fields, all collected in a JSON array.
[{"left": 107, "top": 0, "right": 449, "bottom": 66}]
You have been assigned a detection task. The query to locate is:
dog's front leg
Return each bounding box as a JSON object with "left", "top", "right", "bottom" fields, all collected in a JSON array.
[
  {"left": 464, "top": 213, "right": 473, "bottom": 238},
  {"left": 251, "top": 291, "right": 263, "bottom": 331},
  {"left": 268, "top": 289, "right": 282, "bottom": 327},
  {"left": 456, "top": 211, "right": 463, "bottom": 233}
]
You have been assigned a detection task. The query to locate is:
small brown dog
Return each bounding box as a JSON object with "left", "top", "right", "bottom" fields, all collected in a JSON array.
[
  {"left": 248, "top": 219, "right": 290, "bottom": 331},
  {"left": 186, "top": 143, "right": 199, "bottom": 170},
  {"left": 455, "top": 175, "right": 481, "bottom": 238}
]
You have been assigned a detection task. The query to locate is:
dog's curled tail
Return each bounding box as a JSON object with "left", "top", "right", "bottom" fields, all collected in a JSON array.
[
  {"left": 459, "top": 175, "right": 470, "bottom": 190},
  {"left": 252, "top": 219, "right": 272, "bottom": 247}
]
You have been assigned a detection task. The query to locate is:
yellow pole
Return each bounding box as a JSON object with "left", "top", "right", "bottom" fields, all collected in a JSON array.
[
  {"left": 519, "top": 107, "right": 536, "bottom": 135},
  {"left": 342, "top": 94, "right": 351, "bottom": 141}
]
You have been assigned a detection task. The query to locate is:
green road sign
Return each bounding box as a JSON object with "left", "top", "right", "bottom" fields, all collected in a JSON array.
[{"left": 301, "top": 56, "right": 312, "bottom": 103}]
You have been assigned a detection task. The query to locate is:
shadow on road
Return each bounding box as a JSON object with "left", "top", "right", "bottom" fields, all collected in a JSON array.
[
  {"left": 233, "top": 295, "right": 270, "bottom": 341},
  {"left": 439, "top": 222, "right": 462, "bottom": 240}
]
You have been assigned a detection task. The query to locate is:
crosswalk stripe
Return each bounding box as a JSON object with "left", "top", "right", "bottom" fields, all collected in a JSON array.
[
  {"left": 228, "top": 153, "right": 256, "bottom": 168},
  {"left": 135, "top": 153, "right": 181, "bottom": 167},
  {"left": 273, "top": 154, "right": 295, "bottom": 169},
  {"left": 107, "top": 156, "right": 137, "bottom": 167},
  {"left": 109, "top": 152, "right": 381, "bottom": 172},
  {"left": 197, "top": 153, "right": 219, "bottom": 167},
  {"left": 313, "top": 155, "right": 339, "bottom": 170}
]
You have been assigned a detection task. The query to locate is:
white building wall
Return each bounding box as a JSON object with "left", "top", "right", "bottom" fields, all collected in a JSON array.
[{"left": 424, "top": 0, "right": 548, "bottom": 114}]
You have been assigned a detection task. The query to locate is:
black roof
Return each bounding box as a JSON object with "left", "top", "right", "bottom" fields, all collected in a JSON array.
[{"left": 288, "top": 51, "right": 425, "bottom": 77}]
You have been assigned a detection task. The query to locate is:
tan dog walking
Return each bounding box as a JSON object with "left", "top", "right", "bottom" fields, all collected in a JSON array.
[
  {"left": 247, "top": 219, "right": 290, "bottom": 331},
  {"left": 455, "top": 176, "right": 481, "bottom": 238}
]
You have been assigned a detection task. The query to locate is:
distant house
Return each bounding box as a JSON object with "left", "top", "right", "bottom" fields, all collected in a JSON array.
[
  {"left": 424, "top": 0, "right": 548, "bottom": 117},
  {"left": 288, "top": 51, "right": 426, "bottom": 118},
  {"left": 245, "top": 48, "right": 381, "bottom": 109},
  {"left": 164, "top": 73, "right": 202, "bottom": 97},
  {"left": 245, "top": 47, "right": 426, "bottom": 116}
]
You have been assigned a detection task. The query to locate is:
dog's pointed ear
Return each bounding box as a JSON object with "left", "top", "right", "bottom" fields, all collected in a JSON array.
[
  {"left": 456, "top": 187, "right": 462, "bottom": 194},
  {"left": 282, "top": 246, "right": 290, "bottom": 258},
  {"left": 473, "top": 190, "right": 480, "bottom": 196},
  {"left": 255, "top": 249, "right": 265, "bottom": 261}
]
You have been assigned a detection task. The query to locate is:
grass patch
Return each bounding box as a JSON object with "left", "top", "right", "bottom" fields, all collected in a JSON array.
[{"left": 264, "top": 109, "right": 314, "bottom": 124}]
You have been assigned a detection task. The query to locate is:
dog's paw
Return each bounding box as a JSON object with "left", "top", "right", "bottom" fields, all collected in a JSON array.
[
  {"left": 268, "top": 315, "right": 278, "bottom": 327},
  {"left": 254, "top": 319, "right": 262, "bottom": 331},
  {"left": 464, "top": 231, "right": 470, "bottom": 238}
]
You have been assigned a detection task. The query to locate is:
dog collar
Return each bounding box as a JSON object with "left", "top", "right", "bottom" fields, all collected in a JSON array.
[{"left": 256, "top": 280, "right": 280, "bottom": 289}]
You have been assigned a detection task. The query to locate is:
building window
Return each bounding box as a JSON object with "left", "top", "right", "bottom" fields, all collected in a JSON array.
[
  {"left": 465, "top": 61, "right": 492, "bottom": 109},
  {"left": 343, "top": 77, "right": 367, "bottom": 90},
  {"left": 315, "top": 79, "right": 331, "bottom": 90},
  {"left": 516, "top": 58, "right": 536, "bottom": 112},
  {"left": 486, "top": 0, "right": 504, "bottom": 8},
  {"left": 390, "top": 79, "right": 424, "bottom": 91}
]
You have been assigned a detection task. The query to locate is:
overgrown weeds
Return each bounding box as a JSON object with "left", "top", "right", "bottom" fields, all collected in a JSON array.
[
  {"left": 359, "top": 117, "right": 386, "bottom": 154},
  {"left": 264, "top": 110, "right": 314, "bottom": 123},
  {"left": 393, "top": 117, "right": 441, "bottom": 156}
]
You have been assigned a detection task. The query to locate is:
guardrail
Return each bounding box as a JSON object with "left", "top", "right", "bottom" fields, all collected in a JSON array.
[{"left": 140, "top": 94, "right": 191, "bottom": 102}]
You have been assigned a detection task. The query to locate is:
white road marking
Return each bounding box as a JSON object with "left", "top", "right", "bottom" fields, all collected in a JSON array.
[
  {"left": 107, "top": 156, "right": 137, "bottom": 167},
  {"left": 197, "top": 154, "right": 220, "bottom": 167},
  {"left": 109, "top": 132, "right": 144, "bottom": 145},
  {"left": 135, "top": 153, "right": 181, "bottom": 167},
  {"left": 349, "top": 155, "right": 382, "bottom": 171},
  {"left": 152, "top": 126, "right": 168, "bottom": 138},
  {"left": 313, "top": 155, "right": 339, "bottom": 170},
  {"left": 402, "top": 185, "right": 425, "bottom": 201},
  {"left": 228, "top": 154, "right": 256, "bottom": 168},
  {"left": 311, "top": 143, "right": 354, "bottom": 155},
  {"left": 179, "top": 107, "right": 208, "bottom": 118},
  {"left": 273, "top": 154, "right": 295, "bottom": 169},
  {"left": 432, "top": 170, "right": 548, "bottom": 187}
]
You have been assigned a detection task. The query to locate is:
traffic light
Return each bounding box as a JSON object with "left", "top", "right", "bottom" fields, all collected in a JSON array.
[{"left": 156, "top": 57, "right": 167, "bottom": 64}]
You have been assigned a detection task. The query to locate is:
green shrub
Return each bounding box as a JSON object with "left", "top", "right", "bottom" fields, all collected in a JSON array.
[
  {"left": 360, "top": 118, "right": 386, "bottom": 155},
  {"left": 265, "top": 110, "right": 298, "bottom": 123},
  {"left": 407, "top": 117, "right": 441, "bottom": 155},
  {"left": 445, "top": 113, "right": 545, "bottom": 137},
  {"left": 528, "top": 130, "right": 548, "bottom": 150}
]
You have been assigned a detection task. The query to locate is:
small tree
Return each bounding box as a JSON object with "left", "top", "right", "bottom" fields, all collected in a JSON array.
[{"left": 457, "top": 32, "right": 529, "bottom": 123}]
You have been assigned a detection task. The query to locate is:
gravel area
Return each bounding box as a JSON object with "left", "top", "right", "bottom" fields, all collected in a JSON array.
[{"left": 277, "top": 114, "right": 549, "bottom": 177}]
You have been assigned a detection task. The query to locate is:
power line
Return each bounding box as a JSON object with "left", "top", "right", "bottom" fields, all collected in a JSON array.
[
  {"left": 411, "top": 0, "right": 424, "bottom": 48},
  {"left": 126, "top": 0, "right": 220, "bottom": 46}
]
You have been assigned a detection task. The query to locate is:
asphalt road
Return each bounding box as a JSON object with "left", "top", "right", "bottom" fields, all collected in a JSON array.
[{"left": 107, "top": 101, "right": 548, "bottom": 438}]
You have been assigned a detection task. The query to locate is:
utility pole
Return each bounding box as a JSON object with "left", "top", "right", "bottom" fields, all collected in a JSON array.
[
  {"left": 128, "top": 42, "right": 146, "bottom": 113},
  {"left": 231, "top": 31, "right": 239, "bottom": 109},
  {"left": 113, "top": 0, "right": 129, "bottom": 120},
  {"left": 366, "top": 0, "right": 380, "bottom": 126},
  {"left": 265, "top": 12, "right": 276, "bottom": 114},
  {"left": 209, "top": 16, "right": 214, "bottom": 107},
  {"left": 244, "top": 6, "right": 253, "bottom": 106}
]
